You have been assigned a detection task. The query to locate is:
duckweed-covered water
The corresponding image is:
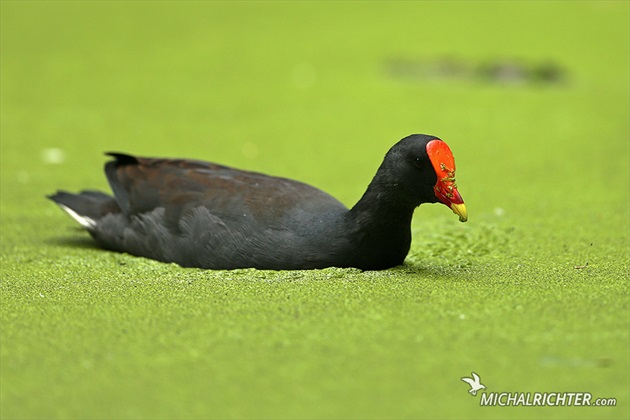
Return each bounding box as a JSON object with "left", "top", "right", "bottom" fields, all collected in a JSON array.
[{"left": 1, "top": 2, "right": 628, "bottom": 418}]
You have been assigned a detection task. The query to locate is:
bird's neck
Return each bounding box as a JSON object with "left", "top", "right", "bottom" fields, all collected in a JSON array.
[
  {"left": 344, "top": 180, "right": 417, "bottom": 269},
  {"left": 349, "top": 183, "right": 416, "bottom": 233}
]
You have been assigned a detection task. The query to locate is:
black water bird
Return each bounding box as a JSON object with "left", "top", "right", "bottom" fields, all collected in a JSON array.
[{"left": 48, "top": 134, "right": 467, "bottom": 270}]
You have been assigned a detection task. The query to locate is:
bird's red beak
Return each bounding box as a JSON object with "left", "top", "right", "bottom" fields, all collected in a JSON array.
[{"left": 426, "top": 139, "right": 468, "bottom": 222}]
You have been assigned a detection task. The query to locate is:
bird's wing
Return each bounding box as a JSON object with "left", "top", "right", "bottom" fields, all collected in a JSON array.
[
  {"left": 461, "top": 377, "right": 474, "bottom": 386},
  {"left": 103, "top": 153, "right": 346, "bottom": 230},
  {"left": 104, "top": 153, "right": 234, "bottom": 215},
  {"left": 471, "top": 372, "right": 481, "bottom": 383}
]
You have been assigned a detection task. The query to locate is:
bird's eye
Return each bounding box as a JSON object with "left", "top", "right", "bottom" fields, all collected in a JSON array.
[{"left": 412, "top": 157, "right": 423, "bottom": 169}]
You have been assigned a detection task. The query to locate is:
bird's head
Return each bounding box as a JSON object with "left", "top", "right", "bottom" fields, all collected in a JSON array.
[{"left": 384, "top": 134, "right": 468, "bottom": 222}]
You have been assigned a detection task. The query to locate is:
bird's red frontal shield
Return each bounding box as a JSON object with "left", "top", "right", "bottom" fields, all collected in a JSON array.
[{"left": 426, "top": 139, "right": 467, "bottom": 222}]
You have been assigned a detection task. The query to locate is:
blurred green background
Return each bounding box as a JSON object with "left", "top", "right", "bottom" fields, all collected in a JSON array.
[{"left": 1, "top": 1, "right": 628, "bottom": 419}]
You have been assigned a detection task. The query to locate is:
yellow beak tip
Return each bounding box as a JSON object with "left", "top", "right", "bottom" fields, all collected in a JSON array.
[{"left": 450, "top": 203, "right": 468, "bottom": 223}]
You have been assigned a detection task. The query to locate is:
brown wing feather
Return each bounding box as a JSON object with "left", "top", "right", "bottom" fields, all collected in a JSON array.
[{"left": 103, "top": 152, "right": 346, "bottom": 230}]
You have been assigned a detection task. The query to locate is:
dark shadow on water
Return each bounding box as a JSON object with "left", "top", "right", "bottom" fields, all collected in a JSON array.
[
  {"left": 46, "top": 235, "right": 100, "bottom": 250},
  {"left": 390, "top": 261, "right": 476, "bottom": 280}
]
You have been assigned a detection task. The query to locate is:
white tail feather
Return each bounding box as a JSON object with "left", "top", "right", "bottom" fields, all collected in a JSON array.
[{"left": 57, "top": 204, "right": 96, "bottom": 229}]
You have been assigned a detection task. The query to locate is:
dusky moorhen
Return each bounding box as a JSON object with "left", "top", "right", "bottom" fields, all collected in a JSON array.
[{"left": 48, "top": 134, "right": 467, "bottom": 270}]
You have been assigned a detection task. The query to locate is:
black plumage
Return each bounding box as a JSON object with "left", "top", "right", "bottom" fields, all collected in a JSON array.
[{"left": 48, "top": 134, "right": 467, "bottom": 270}]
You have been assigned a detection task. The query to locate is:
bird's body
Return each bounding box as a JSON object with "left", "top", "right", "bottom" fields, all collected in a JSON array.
[{"left": 49, "top": 134, "right": 467, "bottom": 270}]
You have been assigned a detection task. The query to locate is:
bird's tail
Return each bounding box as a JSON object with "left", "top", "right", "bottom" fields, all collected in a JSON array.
[{"left": 47, "top": 190, "right": 121, "bottom": 230}]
